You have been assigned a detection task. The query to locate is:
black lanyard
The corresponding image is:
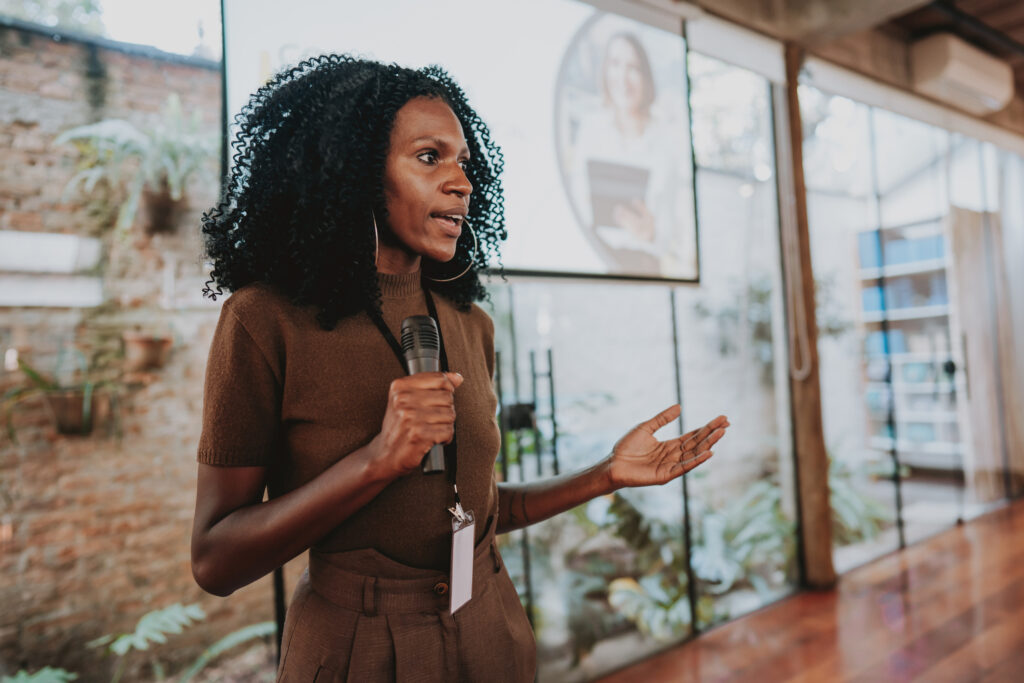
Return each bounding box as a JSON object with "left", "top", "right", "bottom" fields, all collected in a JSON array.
[{"left": 366, "top": 286, "right": 459, "bottom": 491}]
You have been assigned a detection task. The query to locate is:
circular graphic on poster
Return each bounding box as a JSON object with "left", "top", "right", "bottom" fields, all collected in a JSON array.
[{"left": 554, "top": 11, "right": 697, "bottom": 280}]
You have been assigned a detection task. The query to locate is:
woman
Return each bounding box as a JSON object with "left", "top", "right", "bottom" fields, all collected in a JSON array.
[
  {"left": 191, "top": 55, "right": 727, "bottom": 682},
  {"left": 570, "top": 31, "right": 695, "bottom": 277}
]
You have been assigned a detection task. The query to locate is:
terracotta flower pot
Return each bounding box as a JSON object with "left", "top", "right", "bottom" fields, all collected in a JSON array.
[
  {"left": 140, "top": 185, "right": 188, "bottom": 234},
  {"left": 43, "top": 390, "right": 108, "bottom": 435},
  {"left": 123, "top": 332, "right": 173, "bottom": 371}
]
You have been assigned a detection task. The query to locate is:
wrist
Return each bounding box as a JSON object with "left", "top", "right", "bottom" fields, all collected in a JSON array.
[
  {"left": 360, "top": 434, "right": 401, "bottom": 484},
  {"left": 595, "top": 455, "right": 619, "bottom": 495}
]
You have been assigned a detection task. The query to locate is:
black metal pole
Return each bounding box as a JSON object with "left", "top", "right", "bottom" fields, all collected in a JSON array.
[
  {"left": 516, "top": 433, "right": 535, "bottom": 628},
  {"left": 867, "top": 109, "right": 907, "bottom": 549},
  {"left": 546, "top": 348, "right": 559, "bottom": 476},
  {"left": 496, "top": 351, "right": 509, "bottom": 482},
  {"left": 218, "top": 0, "right": 228, "bottom": 188},
  {"left": 272, "top": 566, "right": 285, "bottom": 664},
  {"left": 529, "top": 351, "right": 543, "bottom": 478},
  {"left": 669, "top": 289, "right": 699, "bottom": 633}
]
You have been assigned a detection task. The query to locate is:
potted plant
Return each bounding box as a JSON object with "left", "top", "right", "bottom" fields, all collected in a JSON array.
[
  {"left": 122, "top": 326, "right": 174, "bottom": 372},
  {"left": 2, "top": 351, "right": 117, "bottom": 441},
  {"left": 55, "top": 94, "right": 218, "bottom": 236}
]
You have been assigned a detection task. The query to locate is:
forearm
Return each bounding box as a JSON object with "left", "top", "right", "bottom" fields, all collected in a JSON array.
[
  {"left": 496, "top": 457, "right": 615, "bottom": 534},
  {"left": 192, "top": 442, "right": 394, "bottom": 596}
]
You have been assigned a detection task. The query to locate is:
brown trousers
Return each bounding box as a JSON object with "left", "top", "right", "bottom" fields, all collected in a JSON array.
[{"left": 276, "top": 518, "right": 536, "bottom": 682}]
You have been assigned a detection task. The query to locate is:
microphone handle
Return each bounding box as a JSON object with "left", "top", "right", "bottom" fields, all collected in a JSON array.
[
  {"left": 422, "top": 443, "right": 446, "bottom": 474},
  {"left": 405, "top": 354, "right": 446, "bottom": 474}
]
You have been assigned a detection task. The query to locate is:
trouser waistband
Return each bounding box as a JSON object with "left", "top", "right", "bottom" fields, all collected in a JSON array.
[{"left": 307, "top": 529, "right": 503, "bottom": 615}]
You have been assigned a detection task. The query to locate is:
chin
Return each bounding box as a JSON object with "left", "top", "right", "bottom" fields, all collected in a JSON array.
[{"left": 424, "top": 245, "right": 459, "bottom": 264}]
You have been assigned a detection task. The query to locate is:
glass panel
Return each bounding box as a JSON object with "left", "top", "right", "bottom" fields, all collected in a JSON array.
[
  {"left": 689, "top": 53, "right": 773, "bottom": 180},
  {"left": 488, "top": 281, "right": 684, "bottom": 683},
  {"left": 803, "top": 87, "right": 901, "bottom": 572},
  {"left": 810, "top": 96, "right": 996, "bottom": 554},
  {"left": 981, "top": 143, "right": 1001, "bottom": 213},
  {"left": 484, "top": 50, "right": 796, "bottom": 681},
  {"left": 683, "top": 54, "right": 797, "bottom": 629},
  {"left": 873, "top": 109, "right": 948, "bottom": 228},
  {"left": 799, "top": 86, "right": 872, "bottom": 199},
  {"left": 948, "top": 134, "right": 985, "bottom": 212},
  {"left": 897, "top": 133, "right": 980, "bottom": 543},
  {"left": 678, "top": 169, "right": 796, "bottom": 629}
]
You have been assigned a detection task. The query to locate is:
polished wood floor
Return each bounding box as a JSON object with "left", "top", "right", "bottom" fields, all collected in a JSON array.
[{"left": 597, "top": 499, "right": 1024, "bottom": 683}]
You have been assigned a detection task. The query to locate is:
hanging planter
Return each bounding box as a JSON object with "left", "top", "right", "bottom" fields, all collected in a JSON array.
[
  {"left": 43, "top": 387, "right": 108, "bottom": 435},
  {"left": 2, "top": 356, "right": 116, "bottom": 441},
  {"left": 122, "top": 330, "right": 174, "bottom": 371},
  {"left": 140, "top": 180, "right": 189, "bottom": 235},
  {"left": 55, "top": 94, "right": 217, "bottom": 237}
]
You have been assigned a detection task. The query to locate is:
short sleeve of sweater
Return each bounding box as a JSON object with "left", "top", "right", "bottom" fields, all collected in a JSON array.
[{"left": 196, "top": 293, "right": 282, "bottom": 467}]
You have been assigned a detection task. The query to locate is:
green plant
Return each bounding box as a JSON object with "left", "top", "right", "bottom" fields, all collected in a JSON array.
[
  {"left": 55, "top": 94, "right": 217, "bottom": 235},
  {"left": 828, "top": 456, "right": 894, "bottom": 545},
  {"left": 598, "top": 481, "right": 795, "bottom": 641},
  {"left": 4, "top": 606, "right": 274, "bottom": 682},
  {"left": 606, "top": 575, "right": 698, "bottom": 642},
  {"left": 1, "top": 352, "right": 118, "bottom": 442},
  {"left": 177, "top": 621, "right": 276, "bottom": 683},
  {"left": 87, "top": 602, "right": 206, "bottom": 683},
  {"left": 1, "top": 668, "right": 78, "bottom": 683},
  {"left": 689, "top": 480, "right": 797, "bottom": 597},
  {"left": 600, "top": 493, "right": 711, "bottom": 641}
]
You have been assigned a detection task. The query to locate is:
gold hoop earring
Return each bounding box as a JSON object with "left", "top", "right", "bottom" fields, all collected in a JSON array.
[
  {"left": 424, "top": 220, "right": 478, "bottom": 283},
  {"left": 371, "top": 212, "right": 380, "bottom": 268}
]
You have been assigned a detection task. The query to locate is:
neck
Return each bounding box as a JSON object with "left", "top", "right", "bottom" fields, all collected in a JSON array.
[{"left": 376, "top": 244, "right": 421, "bottom": 274}]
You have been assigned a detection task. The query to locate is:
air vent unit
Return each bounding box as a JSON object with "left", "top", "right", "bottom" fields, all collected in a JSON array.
[{"left": 910, "top": 32, "right": 1014, "bottom": 116}]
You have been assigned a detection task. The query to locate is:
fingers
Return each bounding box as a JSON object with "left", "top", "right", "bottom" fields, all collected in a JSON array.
[
  {"left": 674, "top": 446, "right": 715, "bottom": 474},
  {"left": 390, "top": 373, "right": 463, "bottom": 405},
  {"left": 679, "top": 425, "right": 726, "bottom": 457},
  {"left": 396, "top": 372, "right": 462, "bottom": 390},
  {"left": 680, "top": 415, "right": 729, "bottom": 448}
]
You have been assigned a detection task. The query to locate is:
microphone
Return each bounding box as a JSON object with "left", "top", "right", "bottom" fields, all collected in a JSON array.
[{"left": 400, "top": 315, "right": 446, "bottom": 473}]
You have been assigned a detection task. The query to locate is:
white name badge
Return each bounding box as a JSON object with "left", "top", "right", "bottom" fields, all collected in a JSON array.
[{"left": 449, "top": 508, "right": 475, "bottom": 614}]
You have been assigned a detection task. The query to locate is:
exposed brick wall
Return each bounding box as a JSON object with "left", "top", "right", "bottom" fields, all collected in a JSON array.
[{"left": 0, "top": 23, "right": 305, "bottom": 681}]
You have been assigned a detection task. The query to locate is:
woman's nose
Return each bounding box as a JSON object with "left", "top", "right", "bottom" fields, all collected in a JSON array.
[{"left": 444, "top": 166, "right": 473, "bottom": 198}]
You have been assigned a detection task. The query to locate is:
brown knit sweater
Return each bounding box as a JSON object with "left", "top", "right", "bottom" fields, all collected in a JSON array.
[{"left": 196, "top": 271, "right": 501, "bottom": 570}]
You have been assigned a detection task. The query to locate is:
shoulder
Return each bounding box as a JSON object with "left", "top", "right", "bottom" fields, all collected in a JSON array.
[
  {"left": 221, "top": 282, "right": 318, "bottom": 333},
  {"left": 215, "top": 283, "right": 311, "bottom": 371},
  {"left": 222, "top": 282, "right": 292, "bottom": 321}
]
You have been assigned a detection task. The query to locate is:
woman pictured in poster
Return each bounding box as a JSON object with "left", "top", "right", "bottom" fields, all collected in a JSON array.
[{"left": 569, "top": 30, "right": 695, "bottom": 279}]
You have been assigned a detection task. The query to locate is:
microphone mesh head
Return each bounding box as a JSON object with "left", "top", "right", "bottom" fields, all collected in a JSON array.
[{"left": 401, "top": 316, "right": 439, "bottom": 354}]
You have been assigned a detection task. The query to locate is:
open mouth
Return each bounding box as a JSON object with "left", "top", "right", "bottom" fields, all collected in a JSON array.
[{"left": 431, "top": 214, "right": 464, "bottom": 236}]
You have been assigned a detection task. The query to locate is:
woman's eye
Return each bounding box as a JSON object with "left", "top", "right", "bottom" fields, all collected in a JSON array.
[
  {"left": 458, "top": 159, "right": 469, "bottom": 170},
  {"left": 417, "top": 151, "right": 438, "bottom": 164}
]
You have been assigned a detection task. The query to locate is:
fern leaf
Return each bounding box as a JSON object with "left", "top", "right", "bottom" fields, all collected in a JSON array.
[{"left": 178, "top": 622, "right": 276, "bottom": 683}]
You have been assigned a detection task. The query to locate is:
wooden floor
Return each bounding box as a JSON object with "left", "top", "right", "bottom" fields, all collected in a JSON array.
[{"left": 597, "top": 499, "right": 1024, "bottom": 683}]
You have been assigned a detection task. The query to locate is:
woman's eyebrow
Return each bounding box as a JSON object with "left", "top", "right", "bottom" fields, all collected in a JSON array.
[{"left": 410, "top": 136, "right": 470, "bottom": 157}]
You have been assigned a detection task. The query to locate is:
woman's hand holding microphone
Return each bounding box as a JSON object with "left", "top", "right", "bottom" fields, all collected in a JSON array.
[{"left": 370, "top": 372, "right": 464, "bottom": 477}]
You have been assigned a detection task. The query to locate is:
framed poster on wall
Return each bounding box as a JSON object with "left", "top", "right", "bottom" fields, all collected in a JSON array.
[{"left": 223, "top": 0, "right": 699, "bottom": 282}]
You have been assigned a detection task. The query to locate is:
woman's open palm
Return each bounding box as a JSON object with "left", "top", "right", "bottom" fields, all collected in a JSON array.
[{"left": 607, "top": 405, "right": 728, "bottom": 489}]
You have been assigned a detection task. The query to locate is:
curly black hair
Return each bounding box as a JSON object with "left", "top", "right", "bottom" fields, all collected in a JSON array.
[{"left": 201, "top": 54, "right": 506, "bottom": 330}]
